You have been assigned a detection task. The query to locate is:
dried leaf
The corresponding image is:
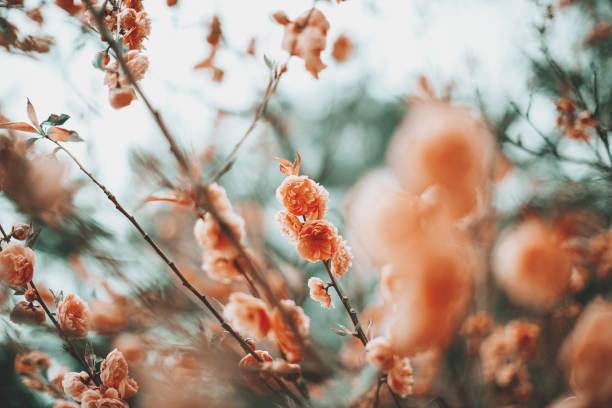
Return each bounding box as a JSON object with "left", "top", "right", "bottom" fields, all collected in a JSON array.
[
  {"left": 0, "top": 122, "right": 39, "bottom": 133},
  {"left": 144, "top": 192, "right": 193, "bottom": 206},
  {"left": 48, "top": 127, "right": 82, "bottom": 142},
  {"left": 26, "top": 98, "right": 39, "bottom": 129}
]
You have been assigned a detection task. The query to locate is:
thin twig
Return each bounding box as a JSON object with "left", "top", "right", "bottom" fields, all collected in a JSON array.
[
  {"left": 28, "top": 281, "right": 101, "bottom": 386},
  {"left": 42, "top": 136, "right": 304, "bottom": 406}
]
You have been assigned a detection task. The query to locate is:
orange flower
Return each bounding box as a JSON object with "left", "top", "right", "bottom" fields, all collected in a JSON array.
[
  {"left": 560, "top": 298, "right": 612, "bottom": 406},
  {"left": 57, "top": 294, "right": 90, "bottom": 339},
  {"left": 53, "top": 400, "right": 79, "bottom": 408},
  {"left": 273, "top": 8, "right": 329, "bottom": 78},
  {"left": 201, "top": 252, "right": 243, "bottom": 281},
  {"left": 275, "top": 210, "right": 302, "bottom": 243},
  {"left": 14, "top": 350, "right": 50, "bottom": 374},
  {"left": 89, "top": 299, "right": 128, "bottom": 334},
  {"left": 108, "top": 88, "right": 135, "bottom": 110},
  {"left": 0, "top": 242, "right": 35, "bottom": 287},
  {"left": 224, "top": 292, "right": 271, "bottom": 340},
  {"left": 100, "top": 349, "right": 138, "bottom": 399},
  {"left": 331, "top": 239, "right": 352, "bottom": 277},
  {"left": 276, "top": 175, "right": 328, "bottom": 220},
  {"left": 113, "top": 333, "right": 144, "bottom": 363},
  {"left": 61, "top": 371, "right": 92, "bottom": 401},
  {"left": 80, "top": 388, "right": 128, "bottom": 408},
  {"left": 460, "top": 312, "right": 492, "bottom": 354},
  {"left": 307, "top": 277, "right": 332, "bottom": 308},
  {"left": 386, "top": 101, "right": 495, "bottom": 220},
  {"left": 193, "top": 212, "right": 245, "bottom": 258},
  {"left": 365, "top": 337, "right": 395, "bottom": 373},
  {"left": 270, "top": 299, "right": 310, "bottom": 363},
  {"left": 387, "top": 357, "right": 414, "bottom": 397},
  {"left": 296, "top": 220, "right": 339, "bottom": 262},
  {"left": 493, "top": 217, "right": 572, "bottom": 309},
  {"left": 239, "top": 350, "right": 276, "bottom": 394},
  {"left": 123, "top": 11, "right": 150, "bottom": 50}
]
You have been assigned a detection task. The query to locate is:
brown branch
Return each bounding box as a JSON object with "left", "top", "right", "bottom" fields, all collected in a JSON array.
[
  {"left": 42, "top": 137, "right": 304, "bottom": 406},
  {"left": 322, "top": 260, "right": 368, "bottom": 346},
  {"left": 28, "top": 281, "right": 101, "bottom": 386}
]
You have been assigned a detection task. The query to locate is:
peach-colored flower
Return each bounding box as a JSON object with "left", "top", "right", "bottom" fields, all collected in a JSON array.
[
  {"left": 331, "top": 239, "right": 352, "bottom": 277},
  {"left": 201, "top": 251, "right": 248, "bottom": 282},
  {"left": 0, "top": 242, "right": 35, "bottom": 287},
  {"left": 273, "top": 9, "right": 329, "bottom": 78},
  {"left": 493, "top": 217, "right": 572, "bottom": 309},
  {"left": 123, "top": 11, "right": 150, "bottom": 50},
  {"left": 364, "top": 337, "right": 395, "bottom": 373},
  {"left": 224, "top": 292, "right": 271, "bottom": 340},
  {"left": 11, "top": 222, "right": 29, "bottom": 240},
  {"left": 270, "top": 299, "right": 310, "bottom": 363},
  {"left": 460, "top": 311, "right": 492, "bottom": 354},
  {"left": 239, "top": 350, "right": 276, "bottom": 395},
  {"left": 386, "top": 101, "right": 495, "bottom": 220},
  {"left": 53, "top": 399, "right": 79, "bottom": 408},
  {"left": 61, "top": 371, "right": 92, "bottom": 401},
  {"left": 80, "top": 388, "right": 128, "bottom": 408},
  {"left": 100, "top": 349, "right": 138, "bottom": 399},
  {"left": 275, "top": 210, "right": 302, "bottom": 243},
  {"left": 57, "top": 294, "right": 90, "bottom": 339},
  {"left": 10, "top": 300, "right": 45, "bottom": 325},
  {"left": 14, "top": 350, "right": 50, "bottom": 374},
  {"left": 296, "top": 220, "right": 339, "bottom": 262},
  {"left": 89, "top": 299, "right": 127, "bottom": 334},
  {"left": 108, "top": 88, "right": 135, "bottom": 110},
  {"left": 113, "top": 333, "right": 144, "bottom": 363},
  {"left": 276, "top": 175, "right": 328, "bottom": 220},
  {"left": 560, "top": 298, "right": 612, "bottom": 406},
  {"left": 387, "top": 357, "right": 414, "bottom": 397},
  {"left": 307, "top": 277, "right": 332, "bottom": 308},
  {"left": 125, "top": 50, "right": 149, "bottom": 80},
  {"left": 193, "top": 212, "right": 245, "bottom": 257},
  {"left": 207, "top": 182, "right": 234, "bottom": 214}
]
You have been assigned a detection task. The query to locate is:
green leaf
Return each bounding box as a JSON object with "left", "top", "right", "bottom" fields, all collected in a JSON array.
[{"left": 41, "top": 113, "right": 70, "bottom": 129}]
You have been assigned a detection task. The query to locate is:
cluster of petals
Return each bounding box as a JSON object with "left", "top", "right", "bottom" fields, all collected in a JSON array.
[
  {"left": 14, "top": 350, "right": 51, "bottom": 374},
  {"left": 275, "top": 154, "right": 353, "bottom": 276},
  {"left": 307, "top": 277, "right": 332, "bottom": 308},
  {"left": 560, "top": 298, "right": 612, "bottom": 406},
  {"left": 0, "top": 242, "right": 35, "bottom": 287},
  {"left": 492, "top": 217, "right": 573, "bottom": 310},
  {"left": 364, "top": 336, "right": 414, "bottom": 397},
  {"left": 100, "top": 349, "right": 138, "bottom": 399},
  {"left": 273, "top": 8, "right": 330, "bottom": 78},
  {"left": 193, "top": 183, "right": 249, "bottom": 282},
  {"left": 223, "top": 292, "right": 271, "bottom": 340},
  {"left": 479, "top": 320, "right": 539, "bottom": 398},
  {"left": 270, "top": 299, "right": 310, "bottom": 363},
  {"left": 103, "top": 50, "right": 149, "bottom": 109},
  {"left": 57, "top": 294, "right": 90, "bottom": 339}
]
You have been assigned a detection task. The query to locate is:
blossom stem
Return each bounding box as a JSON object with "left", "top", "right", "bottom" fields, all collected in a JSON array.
[
  {"left": 42, "top": 137, "right": 304, "bottom": 406},
  {"left": 28, "top": 281, "right": 101, "bottom": 386},
  {"left": 322, "top": 260, "right": 368, "bottom": 346}
]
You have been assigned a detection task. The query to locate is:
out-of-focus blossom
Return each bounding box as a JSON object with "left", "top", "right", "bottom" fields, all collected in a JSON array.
[
  {"left": 387, "top": 357, "right": 414, "bottom": 397},
  {"left": 224, "top": 292, "right": 271, "bottom": 340},
  {"left": 80, "top": 388, "right": 128, "bottom": 408},
  {"left": 364, "top": 337, "right": 395, "bottom": 373},
  {"left": 238, "top": 350, "right": 276, "bottom": 394},
  {"left": 0, "top": 242, "right": 35, "bottom": 286},
  {"left": 332, "top": 34, "right": 354, "bottom": 63},
  {"left": 273, "top": 8, "right": 329, "bottom": 78},
  {"left": 53, "top": 400, "right": 79, "bottom": 408},
  {"left": 113, "top": 333, "right": 145, "bottom": 363},
  {"left": 307, "top": 277, "right": 332, "bottom": 308},
  {"left": 270, "top": 299, "right": 310, "bottom": 363},
  {"left": 57, "top": 294, "right": 90, "bottom": 339},
  {"left": 89, "top": 299, "right": 128, "bottom": 334},
  {"left": 14, "top": 350, "right": 51, "bottom": 374},
  {"left": 460, "top": 311, "right": 492, "bottom": 354},
  {"left": 194, "top": 212, "right": 245, "bottom": 257},
  {"left": 493, "top": 217, "right": 572, "bottom": 309},
  {"left": 560, "top": 298, "right": 612, "bottom": 406},
  {"left": 386, "top": 101, "right": 495, "bottom": 220}
]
